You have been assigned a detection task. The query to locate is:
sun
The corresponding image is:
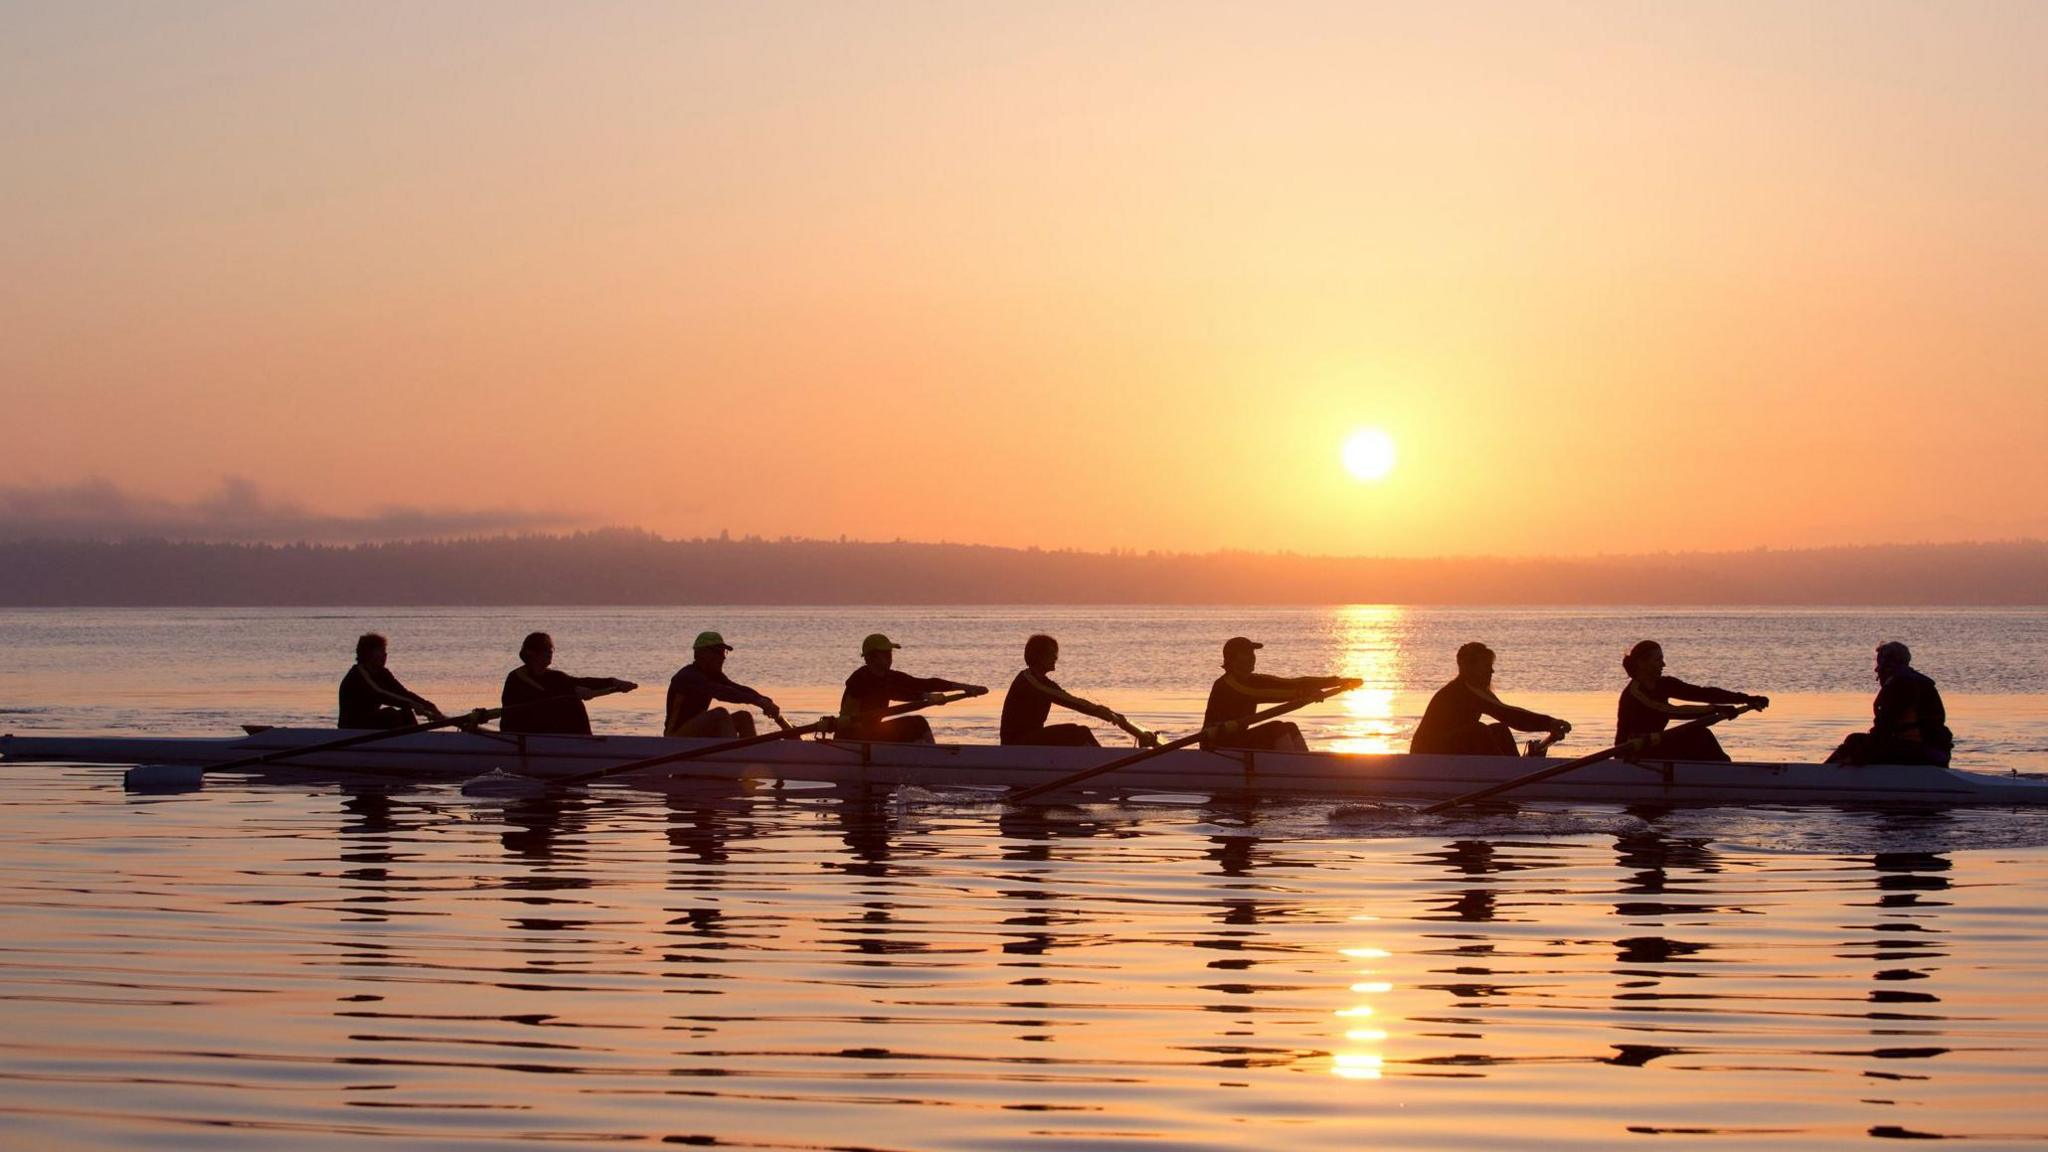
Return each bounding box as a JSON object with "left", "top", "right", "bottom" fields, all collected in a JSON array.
[{"left": 1341, "top": 427, "right": 1397, "bottom": 482}]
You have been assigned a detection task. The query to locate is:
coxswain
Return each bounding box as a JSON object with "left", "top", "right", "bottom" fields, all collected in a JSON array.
[
  {"left": 665, "top": 631, "right": 781, "bottom": 738},
  {"left": 1410, "top": 642, "right": 1569, "bottom": 756},
  {"left": 1000, "top": 634, "right": 1152, "bottom": 747},
  {"left": 1615, "top": 640, "right": 1768, "bottom": 762},
  {"left": 1826, "top": 641, "right": 1953, "bottom": 767},
  {"left": 338, "top": 632, "right": 445, "bottom": 729},
  {"left": 500, "top": 631, "right": 638, "bottom": 735},
  {"left": 1199, "top": 636, "right": 1359, "bottom": 752},
  {"left": 837, "top": 633, "right": 986, "bottom": 743}
]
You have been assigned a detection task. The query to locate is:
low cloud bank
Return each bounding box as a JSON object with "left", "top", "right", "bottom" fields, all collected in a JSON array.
[{"left": 0, "top": 479, "right": 574, "bottom": 544}]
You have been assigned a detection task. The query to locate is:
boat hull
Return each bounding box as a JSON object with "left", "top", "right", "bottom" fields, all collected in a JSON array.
[{"left": 5, "top": 727, "right": 2046, "bottom": 806}]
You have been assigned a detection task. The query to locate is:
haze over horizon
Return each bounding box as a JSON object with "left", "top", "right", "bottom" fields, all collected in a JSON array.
[
  {"left": 5, "top": 3, "right": 2045, "bottom": 558},
  {"left": 4, "top": 477, "right": 2045, "bottom": 563}
]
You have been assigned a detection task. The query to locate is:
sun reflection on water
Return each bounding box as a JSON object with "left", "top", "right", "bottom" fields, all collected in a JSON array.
[
  {"left": 1334, "top": 922, "right": 1393, "bottom": 1080},
  {"left": 1329, "top": 604, "right": 1408, "bottom": 754}
]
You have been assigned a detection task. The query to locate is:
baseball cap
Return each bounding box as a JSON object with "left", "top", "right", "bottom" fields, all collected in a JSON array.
[
  {"left": 861, "top": 633, "right": 903, "bottom": 655},
  {"left": 1222, "top": 636, "right": 1263, "bottom": 658},
  {"left": 693, "top": 630, "right": 734, "bottom": 651}
]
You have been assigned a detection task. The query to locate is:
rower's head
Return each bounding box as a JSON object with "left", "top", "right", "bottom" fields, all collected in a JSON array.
[
  {"left": 519, "top": 631, "right": 554, "bottom": 670},
  {"left": 1622, "top": 640, "right": 1664, "bottom": 680},
  {"left": 355, "top": 632, "right": 388, "bottom": 670},
  {"left": 1221, "top": 635, "right": 1262, "bottom": 674},
  {"left": 1875, "top": 640, "right": 1912, "bottom": 681},
  {"left": 692, "top": 630, "right": 733, "bottom": 670},
  {"left": 1025, "top": 633, "right": 1058, "bottom": 673},
  {"left": 862, "top": 632, "right": 901, "bottom": 671},
  {"left": 1456, "top": 642, "right": 1495, "bottom": 687}
]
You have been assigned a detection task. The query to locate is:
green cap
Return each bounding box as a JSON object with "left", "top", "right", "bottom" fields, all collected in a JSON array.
[
  {"left": 693, "top": 630, "right": 733, "bottom": 651},
  {"left": 861, "top": 632, "right": 903, "bottom": 655}
]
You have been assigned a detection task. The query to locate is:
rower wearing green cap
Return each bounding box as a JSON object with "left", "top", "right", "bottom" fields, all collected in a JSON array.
[
  {"left": 664, "top": 630, "right": 782, "bottom": 739},
  {"left": 1200, "top": 636, "right": 1360, "bottom": 752},
  {"left": 837, "top": 633, "right": 986, "bottom": 744}
]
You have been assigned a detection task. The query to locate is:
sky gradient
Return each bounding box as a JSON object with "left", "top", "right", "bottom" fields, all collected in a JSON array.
[{"left": 4, "top": 1, "right": 2044, "bottom": 556}]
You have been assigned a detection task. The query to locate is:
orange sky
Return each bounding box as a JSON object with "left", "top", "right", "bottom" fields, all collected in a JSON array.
[{"left": 4, "top": 2, "right": 2045, "bottom": 556}]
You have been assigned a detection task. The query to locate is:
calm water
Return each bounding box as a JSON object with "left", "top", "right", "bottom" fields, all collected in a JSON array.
[{"left": 4, "top": 607, "right": 2048, "bottom": 1149}]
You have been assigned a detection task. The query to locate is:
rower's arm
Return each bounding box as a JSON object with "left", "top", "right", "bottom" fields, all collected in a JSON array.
[
  {"left": 1223, "top": 673, "right": 1312, "bottom": 703},
  {"left": 372, "top": 668, "right": 444, "bottom": 713},
  {"left": 361, "top": 668, "right": 437, "bottom": 714},
  {"left": 1662, "top": 678, "right": 1750, "bottom": 707},
  {"left": 709, "top": 680, "right": 775, "bottom": 709},
  {"left": 1025, "top": 671, "right": 1116, "bottom": 722},
  {"left": 1480, "top": 696, "right": 1567, "bottom": 734},
  {"left": 1628, "top": 679, "right": 1718, "bottom": 719}
]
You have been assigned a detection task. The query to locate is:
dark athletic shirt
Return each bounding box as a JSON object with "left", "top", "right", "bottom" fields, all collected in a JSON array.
[
  {"left": 501, "top": 667, "right": 613, "bottom": 735},
  {"left": 1410, "top": 679, "right": 1556, "bottom": 754},
  {"left": 1200, "top": 672, "right": 1343, "bottom": 750},
  {"left": 1873, "top": 667, "right": 1952, "bottom": 750},
  {"left": 338, "top": 664, "right": 430, "bottom": 729},
  {"left": 665, "top": 664, "right": 771, "bottom": 733},
  {"left": 1003, "top": 670, "right": 1086, "bottom": 744},
  {"left": 1615, "top": 675, "right": 1747, "bottom": 744}
]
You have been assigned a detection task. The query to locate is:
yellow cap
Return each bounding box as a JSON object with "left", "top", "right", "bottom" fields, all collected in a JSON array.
[
  {"left": 693, "top": 630, "right": 733, "bottom": 651},
  {"left": 861, "top": 633, "right": 902, "bottom": 654}
]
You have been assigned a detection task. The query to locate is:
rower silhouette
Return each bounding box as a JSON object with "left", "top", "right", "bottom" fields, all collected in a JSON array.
[
  {"left": 500, "top": 631, "right": 638, "bottom": 736},
  {"left": 338, "top": 633, "right": 444, "bottom": 730},
  {"left": 1410, "top": 642, "right": 1569, "bottom": 756}
]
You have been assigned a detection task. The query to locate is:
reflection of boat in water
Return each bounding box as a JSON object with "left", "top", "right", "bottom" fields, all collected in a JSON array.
[{"left": 7, "top": 726, "right": 2048, "bottom": 806}]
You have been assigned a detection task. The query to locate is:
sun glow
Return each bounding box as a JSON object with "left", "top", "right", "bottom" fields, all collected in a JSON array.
[{"left": 1341, "top": 428, "right": 1397, "bottom": 482}]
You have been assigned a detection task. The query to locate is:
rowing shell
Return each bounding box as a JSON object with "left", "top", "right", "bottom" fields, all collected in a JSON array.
[{"left": 4, "top": 728, "right": 2045, "bottom": 806}]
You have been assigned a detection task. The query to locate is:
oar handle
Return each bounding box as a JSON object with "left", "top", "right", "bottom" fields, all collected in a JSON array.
[
  {"left": 1418, "top": 702, "right": 1757, "bottom": 815},
  {"left": 1010, "top": 683, "right": 1351, "bottom": 803},
  {"left": 1113, "top": 716, "right": 1159, "bottom": 748}
]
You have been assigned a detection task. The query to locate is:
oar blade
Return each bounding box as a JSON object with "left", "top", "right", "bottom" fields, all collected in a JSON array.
[
  {"left": 460, "top": 769, "right": 562, "bottom": 800},
  {"left": 124, "top": 763, "right": 206, "bottom": 792}
]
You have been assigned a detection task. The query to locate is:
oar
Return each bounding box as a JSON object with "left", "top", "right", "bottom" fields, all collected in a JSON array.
[
  {"left": 1418, "top": 703, "right": 1758, "bottom": 815},
  {"left": 1009, "top": 684, "right": 1353, "bottom": 804},
  {"left": 543, "top": 690, "right": 981, "bottom": 788},
  {"left": 122, "top": 686, "right": 629, "bottom": 790}
]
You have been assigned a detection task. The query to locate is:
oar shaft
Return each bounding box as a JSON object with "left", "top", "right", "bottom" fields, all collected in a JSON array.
[
  {"left": 554, "top": 691, "right": 979, "bottom": 786},
  {"left": 1419, "top": 704, "right": 1753, "bottom": 815},
  {"left": 1009, "top": 686, "right": 1346, "bottom": 803},
  {"left": 552, "top": 720, "right": 824, "bottom": 785},
  {"left": 189, "top": 686, "right": 624, "bottom": 775},
  {"left": 202, "top": 711, "right": 493, "bottom": 774},
  {"left": 1416, "top": 745, "right": 1629, "bottom": 814}
]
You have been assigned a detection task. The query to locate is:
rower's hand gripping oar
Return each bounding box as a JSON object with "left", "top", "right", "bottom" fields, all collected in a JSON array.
[
  {"left": 1009, "top": 683, "right": 1355, "bottom": 804},
  {"left": 1418, "top": 702, "right": 1760, "bottom": 816},
  {"left": 122, "top": 685, "right": 633, "bottom": 790},
  {"left": 545, "top": 690, "right": 982, "bottom": 788},
  {"left": 1114, "top": 716, "right": 1161, "bottom": 749}
]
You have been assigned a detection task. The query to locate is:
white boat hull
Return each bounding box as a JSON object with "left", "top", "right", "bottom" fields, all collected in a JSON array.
[{"left": 5, "top": 727, "right": 2045, "bottom": 806}]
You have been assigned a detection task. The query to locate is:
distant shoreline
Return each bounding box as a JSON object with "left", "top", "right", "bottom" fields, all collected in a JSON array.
[{"left": 2, "top": 533, "right": 2042, "bottom": 607}]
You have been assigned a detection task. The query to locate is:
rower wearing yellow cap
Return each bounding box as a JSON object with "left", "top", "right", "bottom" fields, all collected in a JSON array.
[
  {"left": 837, "top": 633, "right": 986, "bottom": 744},
  {"left": 665, "top": 631, "right": 781, "bottom": 738}
]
